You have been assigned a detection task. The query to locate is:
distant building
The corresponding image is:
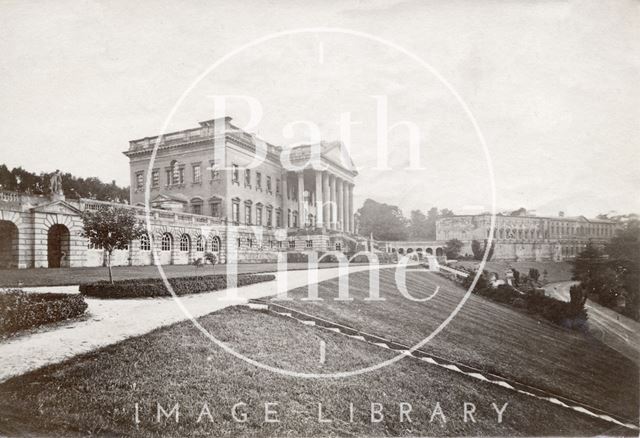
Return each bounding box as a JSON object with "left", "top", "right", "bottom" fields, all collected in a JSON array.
[{"left": 436, "top": 212, "right": 618, "bottom": 261}]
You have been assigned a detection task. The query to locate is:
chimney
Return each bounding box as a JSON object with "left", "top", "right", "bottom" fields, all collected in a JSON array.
[{"left": 558, "top": 211, "right": 565, "bottom": 217}]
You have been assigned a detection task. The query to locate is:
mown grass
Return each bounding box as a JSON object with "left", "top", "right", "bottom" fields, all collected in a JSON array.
[
  {"left": 0, "top": 306, "right": 623, "bottom": 437},
  {"left": 274, "top": 269, "right": 639, "bottom": 422}
]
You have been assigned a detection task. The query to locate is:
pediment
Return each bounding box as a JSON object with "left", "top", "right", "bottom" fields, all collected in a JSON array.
[{"left": 31, "top": 200, "right": 82, "bottom": 215}]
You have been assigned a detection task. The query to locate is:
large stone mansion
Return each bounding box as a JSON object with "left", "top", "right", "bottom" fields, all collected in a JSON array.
[{"left": 0, "top": 117, "right": 359, "bottom": 269}]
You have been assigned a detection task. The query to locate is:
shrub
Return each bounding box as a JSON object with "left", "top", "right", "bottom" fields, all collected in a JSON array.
[
  {"left": 80, "top": 274, "right": 275, "bottom": 298},
  {"left": 0, "top": 290, "right": 88, "bottom": 336},
  {"left": 529, "top": 268, "right": 540, "bottom": 282},
  {"left": 286, "top": 253, "right": 309, "bottom": 263}
]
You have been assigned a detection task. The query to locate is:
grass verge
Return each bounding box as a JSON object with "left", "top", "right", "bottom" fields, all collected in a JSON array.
[{"left": 0, "top": 306, "right": 624, "bottom": 437}]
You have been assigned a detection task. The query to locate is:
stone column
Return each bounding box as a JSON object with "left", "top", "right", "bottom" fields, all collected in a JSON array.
[
  {"left": 342, "top": 182, "right": 349, "bottom": 233},
  {"left": 322, "top": 171, "right": 330, "bottom": 231},
  {"left": 315, "top": 171, "right": 324, "bottom": 228},
  {"left": 348, "top": 183, "right": 354, "bottom": 233},
  {"left": 297, "top": 171, "right": 304, "bottom": 228},
  {"left": 336, "top": 178, "right": 343, "bottom": 231},
  {"left": 330, "top": 174, "right": 337, "bottom": 230}
]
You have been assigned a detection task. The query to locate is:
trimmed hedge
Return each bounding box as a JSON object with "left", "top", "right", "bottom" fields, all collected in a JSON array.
[
  {"left": 79, "top": 274, "right": 275, "bottom": 298},
  {"left": 0, "top": 290, "right": 88, "bottom": 336}
]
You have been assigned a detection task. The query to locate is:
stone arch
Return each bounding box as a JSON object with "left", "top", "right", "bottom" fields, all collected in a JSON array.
[
  {"left": 48, "top": 224, "right": 70, "bottom": 268},
  {"left": 398, "top": 248, "right": 405, "bottom": 255},
  {"left": 435, "top": 247, "right": 444, "bottom": 257},
  {"left": 406, "top": 248, "right": 414, "bottom": 253},
  {"left": 425, "top": 248, "right": 433, "bottom": 255}
]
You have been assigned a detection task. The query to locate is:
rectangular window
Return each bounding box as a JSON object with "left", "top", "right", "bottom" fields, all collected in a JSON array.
[
  {"left": 256, "top": 207, "right": 263, "bottom": 225},
  {"left": 276, "top": 178, "right": 281, "bottom": 195},
  {"left": 192, "top": 204, "right": 202, "bottom": 215},
  {"left": 266, "top": 176, "right": 272, "bottom": 193},
  {"left": 178, "top": 167, "right": 185, "bottom": 184},
  {"left": 232, "top": 202, "right": 240, "bottom": 223},
  {"left": 293, "top": 212, "right": 298, "bottom": 228},
  {"left": 248, "top": 238, "right": 253, "bottom": 248},
  {"left": 209, "top": 160, "right": 220, "bottom": 180},
  {"left": 266, "top": 208, "right": 272, "bottom": 227},
  {"left": 136, "top": 172, "right": 144, "bottom": 190},
  {"left": 245, "top": 205, "right": 252, "bottom": 225},
  {"left": 287, "top": 209, "right": 291, "bottom": 227},
  {"left": 211, "top": 202, "right": 221, "bottom": 217},
  {"left": 192, "top": 164, "right": 201, "bottom": 183},
  {"left": 166, "top": 169, "right": 172, "bottom": 186},
  {"left": 151, "top": 169, "right": 159, "bottom": 187},
  {"left": 306, "top": 240, "right": 313, "bottom": 248},
  {"left": 277, "top": 240, "right": 283, "bottom": 249},
  {"left": 289, "top": 240, "right": 296, "bottom": 249},
  {"left": 244, "top": 169, "right": 251, "bottom": 187},
  {"left": 237, "top": 238, "right": 241, "bottom": 248},
  {"left": 256, "top": 172, "right": 262, "bottom": 190},
  {"left": 276, "top": 210, "right": 282, "bottom": 227},
  {"left": 232, "top": 164, "right": 240, "bottom": 183}
]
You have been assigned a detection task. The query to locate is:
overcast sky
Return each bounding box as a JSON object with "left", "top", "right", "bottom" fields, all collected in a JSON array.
[{"left": 1, "top": 0, "right": 638, "bottom": 218}]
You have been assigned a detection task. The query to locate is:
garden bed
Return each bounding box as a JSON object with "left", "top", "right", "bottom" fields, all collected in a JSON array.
[
  {"left": 0, "top": 290, "right": 88, "bottom": 336},
  {"left": 79, "top": 273, "right": 275, "bottom": 298}
]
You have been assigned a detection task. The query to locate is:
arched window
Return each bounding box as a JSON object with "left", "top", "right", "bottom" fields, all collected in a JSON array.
[
  {"left": 180, "top": 234, "right": 190, "bottom": 252},
  {"left": 196, "top": 235, "right": 205, "bottom": 252},
  {"left": 161, "top": 233, "right": 172, "bottom": 251},
  {"left": 140, "top": 233, "right": 151, "bottom": 251},
  {"left": 210, "top": 236, "right": 221, "bottom": 252}
]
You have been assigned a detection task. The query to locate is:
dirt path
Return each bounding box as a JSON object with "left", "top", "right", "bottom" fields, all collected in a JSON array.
[
  {"left": 545, "top": 281, "right": 640, "bottom": 363},
  {"left": 0, "top": 265, "right": 392, "bottom": 383}
]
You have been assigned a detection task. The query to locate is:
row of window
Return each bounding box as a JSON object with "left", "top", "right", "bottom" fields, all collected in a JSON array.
[
  {"left": 138, "top": 233, "right": 221, "bottom": 252},
  {"left": 135, "top": 160, "right": 222, "bottom": 190},
  {"left": 231, "top": 165, "right": 282, "bottom": 196}
]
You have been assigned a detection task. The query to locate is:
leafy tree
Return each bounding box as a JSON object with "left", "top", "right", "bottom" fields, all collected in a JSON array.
[
  {"left": 356, "top": 199, "right": 408, "bottom": 241},
  {"left": 471, "top": 239, "right": 495, "bottom": 260},
  {"left": 0, "top": 163, "right": 129, "bottom": 201},
  {"left": 604, "top": 218, "right": 640, "bottom": 318},
  {"left": 407, "top": 210, "right": 430, "bottom": 239},
  {"left": 528, "top": 268, "right": 540, "bottom": 282},
  {"left": 81, "top": 206, "right": 145, "bottom": 283},
  {"left": 572, "top": 242, "right": 605, "bottom": 285},
  {"left": 444, "top": 238, "right": 464, "bottom": 259}
]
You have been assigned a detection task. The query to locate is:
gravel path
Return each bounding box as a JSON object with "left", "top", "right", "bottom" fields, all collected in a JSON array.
[{"left": 0, "top": 265, "right": 390, "bottom": 383}]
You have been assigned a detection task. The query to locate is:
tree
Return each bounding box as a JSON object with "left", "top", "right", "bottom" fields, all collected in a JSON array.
[
  {"left": 408, "top": 209, "right": 431, "bottom": 239},
  {"left": 604, "top": 218, "right": 640, "bottom": 318},
  {"left": 81, "top": 206, "right": 145, "bottom": 283},
  {"left": 528, "top": 268, "right": 540, "bottom": 282},
  {"left": 356, "top": 199, "right": 408, "bottom": 241},
  {"left": 444, "top": 239, "right": 464, "bottom": 259},
  {"left": 471, "top": 240, "right": 483, "bottom": 260}
]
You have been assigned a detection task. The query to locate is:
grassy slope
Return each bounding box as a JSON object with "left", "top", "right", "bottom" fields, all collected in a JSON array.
[
  {"left": 0, "top": 307, "right": 619, "bottom": 437},
  {"left": 274, "top": 269, "right": 638, "bottom": 421}
]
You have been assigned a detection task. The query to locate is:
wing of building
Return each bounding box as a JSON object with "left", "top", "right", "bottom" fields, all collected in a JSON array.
[{"left": 435, "top": 212, "right": 618, "bottom": 261}]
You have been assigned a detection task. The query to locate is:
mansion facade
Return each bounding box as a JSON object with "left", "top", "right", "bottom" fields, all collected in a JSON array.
[
  {"left": 0, "top": 117, "right": 360, "bottom": 269},
  {"left": 436, "top": 212, "right": 618, "bottom": 261}
]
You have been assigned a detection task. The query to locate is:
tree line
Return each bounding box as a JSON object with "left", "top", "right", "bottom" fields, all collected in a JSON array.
[
  {"left": 0, "top": 164, "right": 129, "bottom": 202},
  {"left": 356, "top": 198, "right": 455, "bottom": 241},
  {"left": 572, "top": 215, "right": 639, "bottom": 320}
]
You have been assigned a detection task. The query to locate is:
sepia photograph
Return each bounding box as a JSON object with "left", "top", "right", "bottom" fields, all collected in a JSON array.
[{"left": 0, "top": 0, "right": 638, "bottom": 436}]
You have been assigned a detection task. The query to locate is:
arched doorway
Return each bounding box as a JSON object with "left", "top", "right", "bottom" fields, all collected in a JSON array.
[
  {"left": 0, "top": 221, "right": 19, "bottom": 268},
  {"left": 48, "top": 224, "right": 70, "bottom": 268},
  {"left": 425, "top": 248, "right": 433, "bottom": 255},
  {"left": 435, "top": 247, "right": 444, "bottom": 257}
]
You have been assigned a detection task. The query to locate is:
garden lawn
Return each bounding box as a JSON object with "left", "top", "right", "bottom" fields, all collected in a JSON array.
[
  {"left": 273, "top": 269, "right": 639, "bottom": 422},
  {"left": 0, "top": 263, "right": 347, "bottom": 287},
  {"left": 0, "top": 306, "right": 624, "bottom": 437}
]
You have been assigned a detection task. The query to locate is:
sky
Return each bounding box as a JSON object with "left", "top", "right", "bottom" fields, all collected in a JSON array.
[{"left": 0, "top": 0, "right": 638, "bottom": 218}]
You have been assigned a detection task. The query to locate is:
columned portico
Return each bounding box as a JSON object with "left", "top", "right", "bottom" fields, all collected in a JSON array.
[
  {"left": 350, "top": 182, "right": 354, "bottom": 233},
  {"left": 322, "top": 171, "right": 330, "bottom": 230},
  {"left": 336, "top": 178, "right": 343, "bottom": 231},
  {"left": 330, "top": 174, "right": 337, "bottom": 229},
  {"left": 297, "top": 172, "right": 304, "bottom": 227},
  {"left": 342, "top": 182, "right": 349, "bottom": 233},
  {"left": 315, "top": 171, "right": 324, "bottom": 228}
]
